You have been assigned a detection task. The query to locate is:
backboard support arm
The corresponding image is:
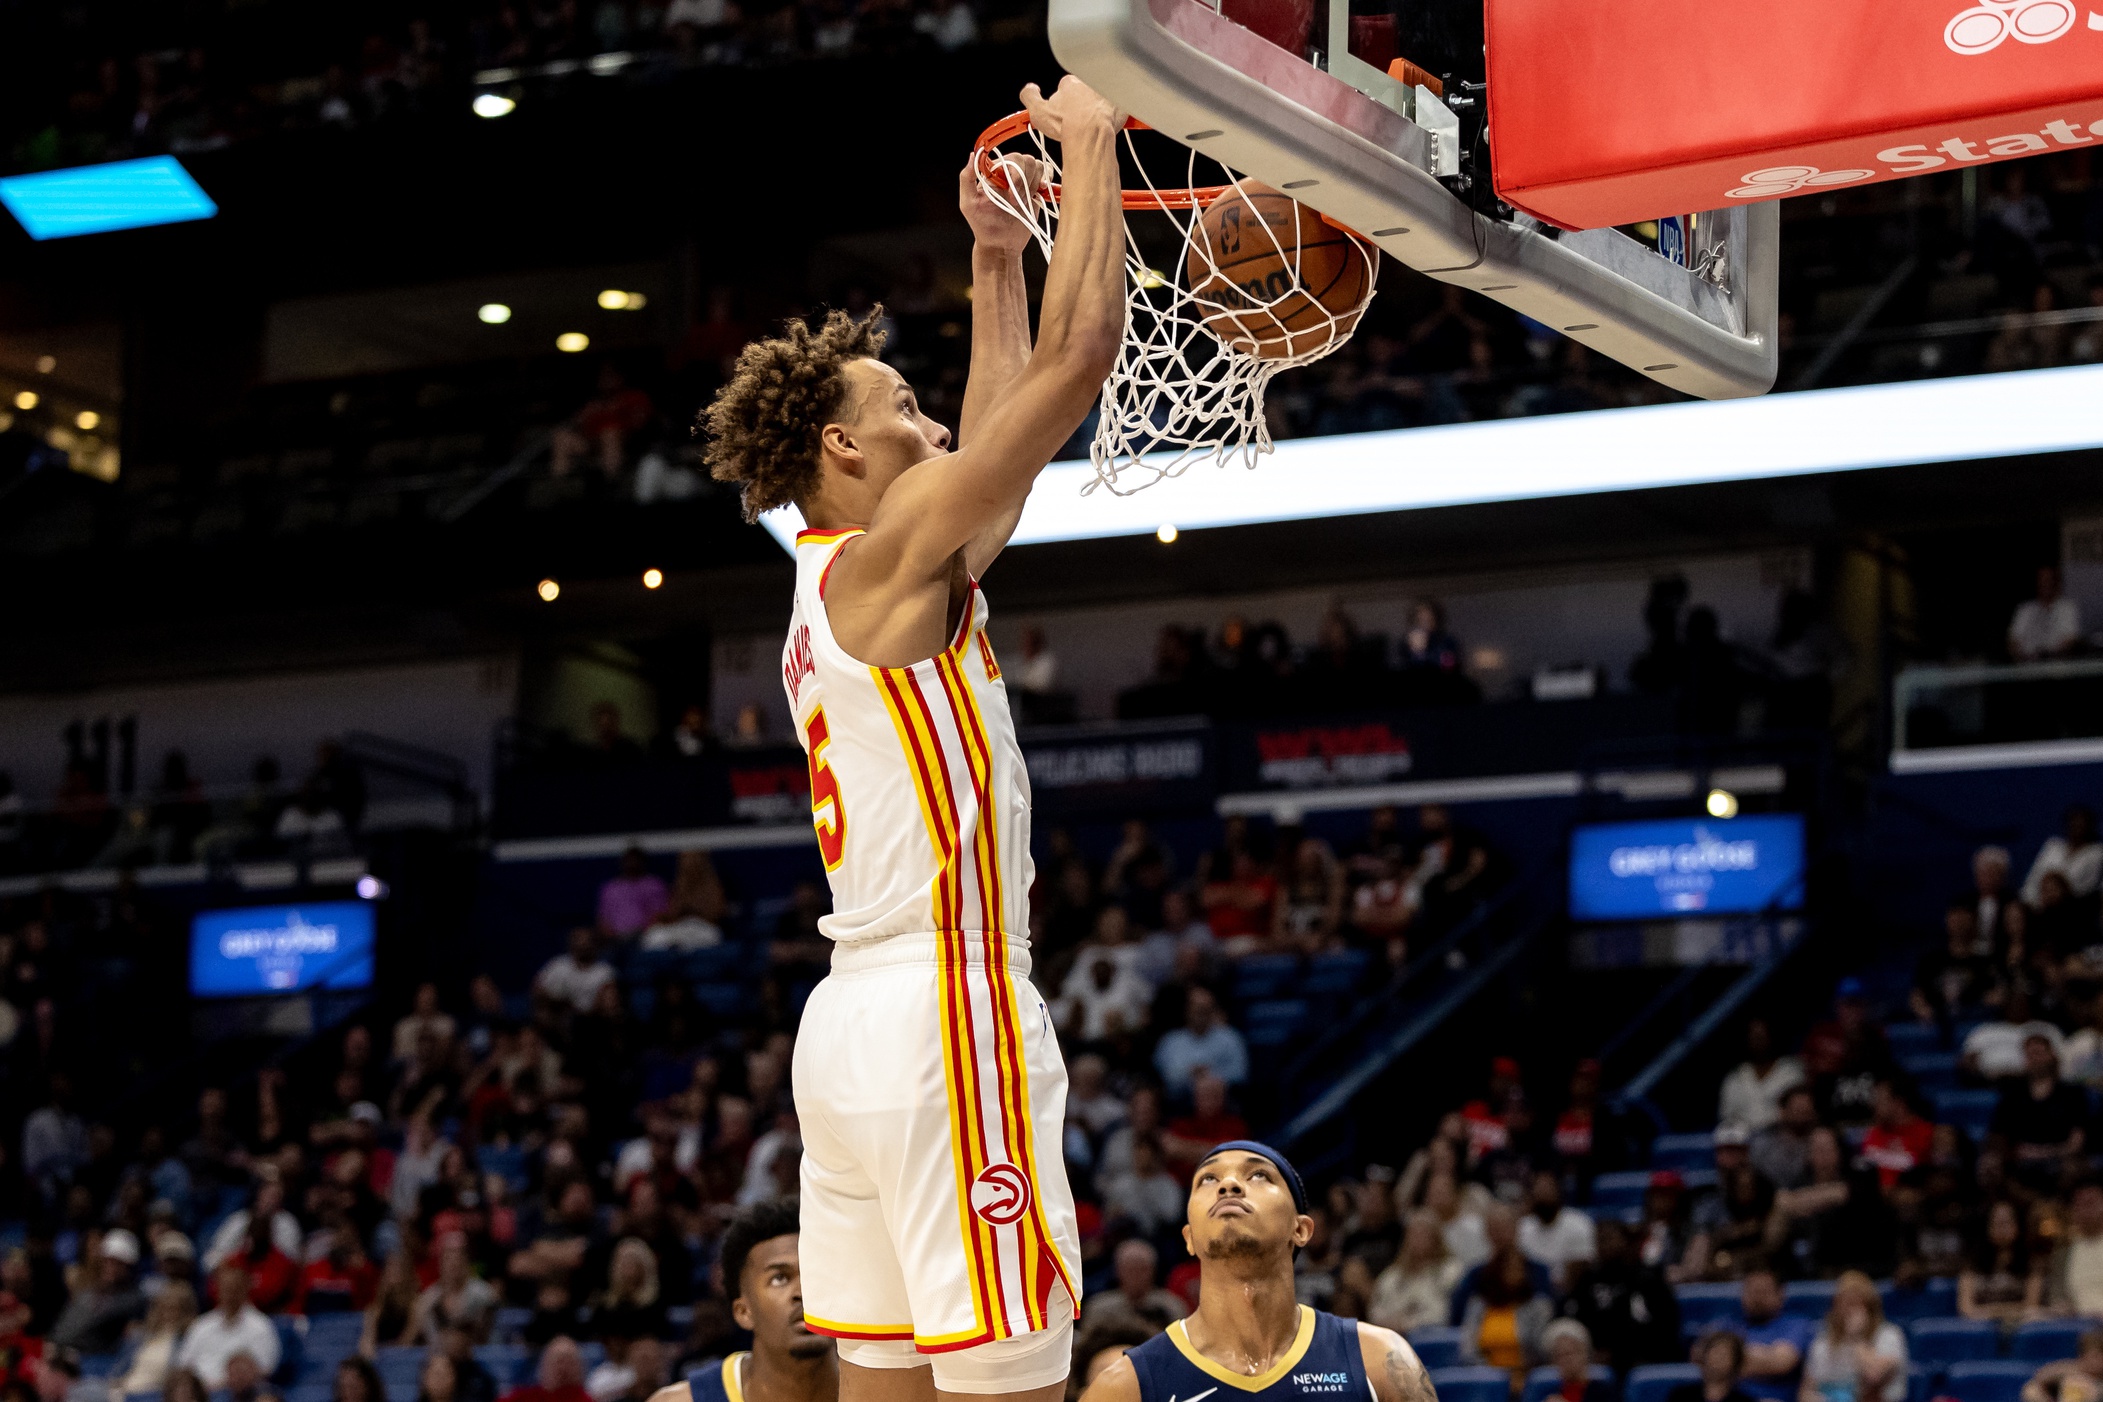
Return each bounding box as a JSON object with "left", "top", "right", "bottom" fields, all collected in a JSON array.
[{"left": 1049, "top": 0, "right": 1779, "bottom": 399}]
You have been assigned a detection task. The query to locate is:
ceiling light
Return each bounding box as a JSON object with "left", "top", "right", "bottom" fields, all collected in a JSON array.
[
  {"left": 642, "top": 568, "right": 664, "bottom": 589},
  {"left": 1156, "top": 523, "right": 1178, "bottom": 543},
  {"left": 556, "top": 332, "right": 589, "bottom": 353},
  {"left": 75, "top": 411, "right": 99, "bottom": 431},
  {"left": 472, "top": 92, "right": 516, "bottom": 119},
  {"left": 537, "top": 578, "right": 560, "bottom": 602},
  {"left": 478, "top": 303, "right": 512, "bottom": 324},
  {"left": 1705, "top": 788, "right": 1740, "bottom": 819},
  {"left": 0, "top": 412, "right": 11, "bottom": 432},
  {"left": 598, "top": 290, "right": 629, "bottom": 310},
  {"left": 13, "top": 391, "right": 36, "bottom": 411},
  {"left": 34, "top": 356, "right": 55, "bottom": 374}
]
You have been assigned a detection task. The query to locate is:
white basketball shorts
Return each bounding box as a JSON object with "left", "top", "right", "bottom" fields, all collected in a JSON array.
[{"left": 792, "top": 931, "right": 1081, "bottom": 1383}]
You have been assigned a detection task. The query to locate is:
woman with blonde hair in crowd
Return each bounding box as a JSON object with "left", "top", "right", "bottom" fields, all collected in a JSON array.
[
  {"left": 1800, "top": 1272, "right": 1908, "bottom": 1402},
  {"left": 641, "top": 851, "right": 727, "bottom": 951},
  {"left": 1368, "top": 1210, "right": 1465, "bottom": 1334},
  {"left": 118, "top": 1282, "right": 198, "bottom": 1398},
  {"left": 588, "top": 1238, "right": 667, "bottom": 1343}
]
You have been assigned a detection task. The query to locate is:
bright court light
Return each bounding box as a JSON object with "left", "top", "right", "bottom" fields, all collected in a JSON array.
[
  {"left": 556, "top": 332, "right": 590, "bottom": 353},
  {"left": 472, "top": 93, "right": 516, "bottom": 119},
  {"left": 536, "top": 578, "right": 560, "bottom": 602},
  {"left": 75, "top": 411, "right": 99, "bottom": 431},
  {"left": 642, "top": 568, "right": 664, "bottom": 589},
  {"left": 598, "top": 290, "right": 628, "bottom": 310},
  {"left": 1706, "top": 788, "right": 1740, "bottom": 819},
  {"left": 478, "top": 303, "right": 513, "bottom": 324},
  {"left": 1156, "top": 523, "right": 1178, "bottom": 543},
  {"left": 12, "top": 391, "right": 35, "bottom": 411}
]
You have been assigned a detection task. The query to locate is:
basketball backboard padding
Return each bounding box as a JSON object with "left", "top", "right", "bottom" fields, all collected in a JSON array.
[{"left": 1048, "top": 0, "right": 1779, "bottom": 398}]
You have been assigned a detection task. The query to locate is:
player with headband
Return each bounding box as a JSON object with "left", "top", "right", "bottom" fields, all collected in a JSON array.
[{"left": 1079, "top": 1141, "right": 1439, "bottom": 1402}]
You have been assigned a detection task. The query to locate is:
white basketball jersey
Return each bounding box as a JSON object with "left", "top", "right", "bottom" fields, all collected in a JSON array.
[{"left": 782, "top": 527, "right": 1034, "bottom": 946}]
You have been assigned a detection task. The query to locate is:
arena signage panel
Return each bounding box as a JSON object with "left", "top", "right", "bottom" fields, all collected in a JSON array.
[
  {"left": 1487, "top": 0, "right": 2103, "bottom": 228},
  {"left": 0, "top": 156, "right": 217, "bottom": 240},
  {"left": 1567, "top": 815, "right": 1807, "bottom": 921},
  {"left": 190, "top": 901, "right": 376, "bottom": 998}
]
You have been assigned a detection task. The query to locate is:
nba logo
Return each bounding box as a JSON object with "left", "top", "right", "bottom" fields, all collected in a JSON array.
[{"left": 1657, "top": 215, "right": 1688, "bottom": 268}]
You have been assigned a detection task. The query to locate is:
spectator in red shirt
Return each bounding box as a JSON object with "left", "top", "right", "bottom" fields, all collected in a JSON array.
[
  {"left": 1160, "top": 1071, "right": 1250, "bottom": 1178},
  {"left": 551, "top": 365, "right": 655, "bottom": 478},
  {"left": 499, "top": 1336, "right": 592, "bottom": 1402},
  {"left": 1201, "top": 850, "right": 1278, "bottom": 954},
  {"left": 213, "top": 1218, "right": 299, "bottom": 1316},
  {"left": 293, "top": 1235, "right": 379, "bottom": 1316},
  {"left": 1859, "top": 1078, "right": 1933, "bottom": 1190}
]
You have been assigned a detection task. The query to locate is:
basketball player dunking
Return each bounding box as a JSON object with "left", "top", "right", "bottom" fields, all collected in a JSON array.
[
  {"left": 656, "top": 1202, "right": 836, "bottom": 1402},
  {"left": 699, "top": 75, "right": 1124, "bottom": 1402},
  {"left": 1080, "top": 1143, "right": 1438, "bottom": 1402}
]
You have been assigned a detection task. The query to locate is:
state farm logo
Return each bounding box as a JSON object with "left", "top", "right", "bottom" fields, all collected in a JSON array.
[
  {"left": 970, "top": 1164, "right": 1032, "bottom": 1225},
  {"left": 1727, "top": 165, "right": 1876, "bottom": 199},
  {"left": 1945, "top": 0, "right": 2092, "bottom": 53}
]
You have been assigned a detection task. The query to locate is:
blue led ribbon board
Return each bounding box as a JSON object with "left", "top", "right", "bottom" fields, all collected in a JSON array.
[
  {"left": 0, "top": 156, "right": 217, "bottom": 240},
  {"left": 1568, "top": 814, "right": 1806, "bottom": 922}
]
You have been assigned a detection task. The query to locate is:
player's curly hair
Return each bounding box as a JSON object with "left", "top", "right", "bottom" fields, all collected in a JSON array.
[{"left": 700, "top": 306, "right": 890, "bottom": 522}]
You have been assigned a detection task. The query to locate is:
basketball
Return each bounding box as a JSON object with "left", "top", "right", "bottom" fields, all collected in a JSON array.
[{"left": 1184, "top": 181, "right": 1372, "bottom": 361}]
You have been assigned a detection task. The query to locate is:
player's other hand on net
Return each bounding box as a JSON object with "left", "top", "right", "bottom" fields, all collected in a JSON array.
[
  {"left": 961, "top": 153, "right": 1043, "bottom": 253},
  {"left": 1020, "top": 75, "right": 1121, "bottom": 142}
]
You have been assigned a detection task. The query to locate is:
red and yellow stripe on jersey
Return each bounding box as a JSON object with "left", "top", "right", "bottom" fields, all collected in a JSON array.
[{"left": 871, "top": 644, "right": 1077, "bottom": 1352}]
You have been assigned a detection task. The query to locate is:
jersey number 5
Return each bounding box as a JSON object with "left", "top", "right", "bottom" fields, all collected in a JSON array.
[{"left": 805, "top": 707, "right": 846, "bottom": 871}]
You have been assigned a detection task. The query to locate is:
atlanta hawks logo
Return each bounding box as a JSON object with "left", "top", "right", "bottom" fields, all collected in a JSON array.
[{"left": 970, "top": 1164, "right": 1032, "bottom": 1225}]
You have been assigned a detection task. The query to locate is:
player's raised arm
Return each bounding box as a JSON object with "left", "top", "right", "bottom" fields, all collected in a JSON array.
[
  {"left": 955, "top": 152, "right": 1041, "bottom": 577},
  {"left": 1360, "top": 1322, "right": 1438, "bottom": 1402},
  {"left": 856, "top": 74, "right": 1125, "bottom": 582}
]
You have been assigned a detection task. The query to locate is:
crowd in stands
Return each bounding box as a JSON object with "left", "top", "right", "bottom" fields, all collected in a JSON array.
[
  {"left": 1171, "top": 801, "right": 2103, "bottom": 1402},
  {"left": 0, "top": 742, "right": 369, "bottom": 878},
  {"left": 0, "top": 793, "right": 1512, "bottom": 1402}
]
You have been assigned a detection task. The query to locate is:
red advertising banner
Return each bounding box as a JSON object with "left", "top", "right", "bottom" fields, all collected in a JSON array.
[{"left": 1486, "top": 0, "right": 2103, "bottom": 229}]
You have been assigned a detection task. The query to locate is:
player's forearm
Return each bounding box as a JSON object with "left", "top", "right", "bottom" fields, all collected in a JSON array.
[
  {"left": 960, "top": 245, "right": 1031, "bottom": 448},
  {"left": 1032, "top": 119, "right": 1124, "bottom": 385}
]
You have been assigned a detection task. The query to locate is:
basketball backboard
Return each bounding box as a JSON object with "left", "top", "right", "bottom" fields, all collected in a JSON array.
[{"left": 1046, "top": 0, "right": 1780, "bottom": 399}]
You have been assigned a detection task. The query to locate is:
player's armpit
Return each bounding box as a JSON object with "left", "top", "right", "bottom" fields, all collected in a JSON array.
[
  {"left": 645, "top": 1383, "right": 695, "bottom": 1402},
  {"left": 1358, "top": 1324, "right": 1436, "bottom": 1402},
  {"left": 1076, "top": 1350, "right": 1144, "bottom": 1402}
]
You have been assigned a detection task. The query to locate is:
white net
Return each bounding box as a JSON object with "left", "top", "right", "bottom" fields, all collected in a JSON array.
[{"left": 975, "top": 121, "right": 1376, "bottom": 496}]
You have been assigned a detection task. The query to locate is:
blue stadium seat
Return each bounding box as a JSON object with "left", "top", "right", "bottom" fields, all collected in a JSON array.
[
  {"left": 682, "top": 946, "right": 744, "bottom": 981},
  {"left": 1901, "top": 1052, "right": 1960, "bottom": 1093},
  {"left": 1592, "top": 1171, "right": 1654, "bottom": 1210},
  {"left": 1651, "top": 1134, "right": 1716, "bottom": 1173},
  {"left": 1523, "top": 1366, "right": 1616, "bottom": 1402},
  {"left": 692, "top": 982, "right": 748, "bottom": 1018},
  {"left": 386, "top": 1384, "right": 420, "bottom": 1402},
  {"left": 2012, "top": 1319, "right": 2087, "bottom": 1361},
  {"left": 1943, "top": 1362, "right": 2034, "bottom": 1402},
  {"left": 482, "top": 1144, "right": 531, "bottom": 1193},
  {"left": 1910, "top": 1318, "right": 2000, "bottom": 1364},
  {"left": 79, "top": 1355, "right": 124, "bottom": 1380},
  {"left": 1932, "top": 1090, "right": 2000, "bottom": 1140},
  {"left": 1883, "top": 1279, "right": 1951, "bottom": 1324},
  {"left": 1675, "top": 1283, "right": 1743, "bottom": 1332},
  {"left": 494, "top": 1308, "right": 532, "bottom": 1344},
  {"left": 1625, "top": 1364, "right": 1700, "bottom": 1402},
  {"left": 288, "top": 1385, "right": 337, "bottom": 1402},
  {"left": 1428, "top": 1367, "right": 1512, "bottom": 1402},
  {"left": 475, "top": 1346, "right": 532, "bottom": 1386},
  {"left": 1233, "top": 955, "right": 1301, "bottom": 999},
  {"left": 1783, "top": 1280, "right": 1838, "bottom": 1318},
  {"left": 1406, "top": 1327, "right": 1464, "bottom": 1371},
  {"left": 1242, "top": 999, "right": 1312, "bottom": 1048},
  {"left": 1303, "top": 951, "right": 1371, "bottom": 995},
  {"left": 625, "top": 947, "right": 685, "bottom": 983},
  {"left": 304, "top": 1312, "right": 366, "bottom": 1355},
  {"left": 579, "top": 1343, "right": 606, "bottom": 1373},
  {"left": 1886, "top": 1023, "right": 1941, "bottom": 1056},
  {"left": 376, "top": 1347, "right": 427, "bottom": 1390}
]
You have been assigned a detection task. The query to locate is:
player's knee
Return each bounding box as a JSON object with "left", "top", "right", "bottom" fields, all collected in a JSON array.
[{"left": 926, "top": 1316, "right": 1074, "bottom": 1395}]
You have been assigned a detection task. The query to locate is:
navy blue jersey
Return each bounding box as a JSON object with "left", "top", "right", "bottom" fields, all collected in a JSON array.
[
  {"left": 1129, "top": 1308, "right": 1373, "bottom": 1402},
  {"left": 687, "top": 1354, "right": 748, "bottom": 1402}
]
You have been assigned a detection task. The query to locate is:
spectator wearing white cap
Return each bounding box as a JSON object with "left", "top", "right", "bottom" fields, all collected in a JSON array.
[
  {"left": 174, "top": 1262, "right": 280, "bottom": 1388},
  {"left": 148, "top": 1232, "right": 199, "bottom": 1302},
  {"left": 50, "top": 1229, "right": 148, "bottom": 1355}
]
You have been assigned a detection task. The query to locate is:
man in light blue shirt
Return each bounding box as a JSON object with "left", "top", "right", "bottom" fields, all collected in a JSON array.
[
  {"left": 1153, "top": 987, "right": 1248, "bottom": 1098},
  {"left": 1727, "top": 1267, "right": 1816, "bottom": 1402}
]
